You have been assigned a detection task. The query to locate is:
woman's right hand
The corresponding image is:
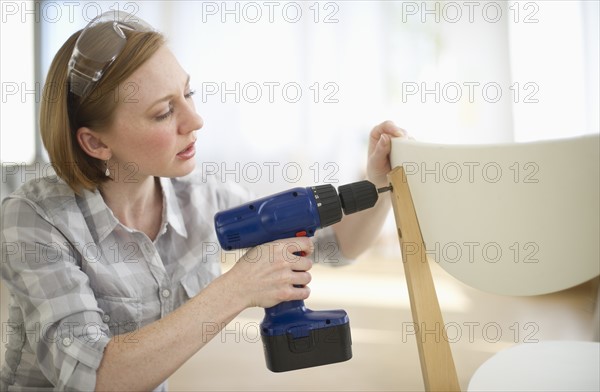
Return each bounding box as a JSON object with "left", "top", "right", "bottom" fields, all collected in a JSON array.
[{"left": 224, "top": 237, "right": 315, "bottom": 309}]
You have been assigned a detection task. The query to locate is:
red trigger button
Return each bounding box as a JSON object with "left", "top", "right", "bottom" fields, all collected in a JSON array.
[{"left": 295, "top": 231, "right": 307, "bottom": 237}]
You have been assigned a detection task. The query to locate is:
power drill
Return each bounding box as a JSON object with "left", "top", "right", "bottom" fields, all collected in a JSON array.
[{"left": 214, "top": 180, "right": 391, "bottom": 372}]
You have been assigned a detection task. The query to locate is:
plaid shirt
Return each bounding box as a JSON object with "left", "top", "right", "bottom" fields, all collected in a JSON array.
[{"left": 1, "top": 172, "right": 347, "bottom": 391}]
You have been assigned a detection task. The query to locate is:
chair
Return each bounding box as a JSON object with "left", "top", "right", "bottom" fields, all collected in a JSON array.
[{"left": 387, "top": 134, "right": 600, "bottom": 391}]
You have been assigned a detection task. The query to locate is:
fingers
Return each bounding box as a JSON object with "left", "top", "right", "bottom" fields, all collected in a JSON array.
[
  {"left": 369, "top": 121, "right": 409, "bottom": 156},
  {"left": 375, "top": 133, "right": 392, "bottom": 153},
  {"left": 277, "top": 237, "right": 313, "bottom": 274},
  {"left": 291, "top": 270, "right": 312, "bottom": 287},
  {"left": 275, "top": 283, "right": 311, "bottom": 303},
  {"left": 273, "top": 237, "right": 315, "bottom": 269},
  {"left": 270, "top": 238, "right": 313, "bottom": 302},
  {"left": 291, "top": 285, "right": 311, "bottom": 301},
  {"left": 282, "top": 236, "right": 315, "bottom": 258},
  {"left": 232, "top": 237, "right": 315, "bottom": 307},
  {"left": 370, "top": 120, "right": 407, "bottom": 140}
]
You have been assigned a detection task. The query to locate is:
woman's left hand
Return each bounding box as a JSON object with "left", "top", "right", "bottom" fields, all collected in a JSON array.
[{"left": 366, "top": 120, "right": 408, "bottom": 188}]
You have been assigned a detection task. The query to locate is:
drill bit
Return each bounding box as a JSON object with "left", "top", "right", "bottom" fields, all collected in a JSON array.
[{"left": 377, "top": 184, "right": 393, "bottom": 193}]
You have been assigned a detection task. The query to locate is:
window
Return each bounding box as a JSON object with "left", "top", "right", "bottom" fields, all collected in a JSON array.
[{"left": 1, "top": 0, "right": 36, "bottom": 164}]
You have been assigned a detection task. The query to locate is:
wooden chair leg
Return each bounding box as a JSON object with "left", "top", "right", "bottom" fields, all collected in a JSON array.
[{"left": 388, "top": 166, "right": 461, "bottom": 391}]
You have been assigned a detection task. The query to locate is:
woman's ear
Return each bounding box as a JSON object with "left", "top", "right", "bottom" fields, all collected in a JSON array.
[{"left": 76, "top": 127, "right": 111, "bottom": 160}]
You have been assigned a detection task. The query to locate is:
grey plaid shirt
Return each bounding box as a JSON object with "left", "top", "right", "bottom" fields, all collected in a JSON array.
[{"left": 1, "top": 172, "right": 348, "bottom": 391}]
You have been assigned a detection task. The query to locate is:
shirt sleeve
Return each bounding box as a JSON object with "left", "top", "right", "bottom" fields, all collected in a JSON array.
[{"left": 1, "top": 197, "right": 111, "bottom": 390}]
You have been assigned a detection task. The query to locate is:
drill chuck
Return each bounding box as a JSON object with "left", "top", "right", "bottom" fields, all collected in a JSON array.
[{"left": 338, "top": 181, "right": 379, "bottom": 214}]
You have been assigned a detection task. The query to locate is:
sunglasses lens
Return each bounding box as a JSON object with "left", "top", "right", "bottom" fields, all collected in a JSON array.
[
  {"left": 78, "top": 22, "right": 127, "bottom": 63},
  {"left": 68, "top": 11, "right": 153, "bottom": 98}
]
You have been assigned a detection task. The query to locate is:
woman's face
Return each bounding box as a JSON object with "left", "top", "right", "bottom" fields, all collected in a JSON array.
[{"left": 101, "top": 45, "right": 203, "bottom": 181}]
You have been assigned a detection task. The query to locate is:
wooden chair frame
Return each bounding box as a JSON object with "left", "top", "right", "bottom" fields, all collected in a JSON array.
[{"left": 388, "top": 166, "right": 461, "bottom": 391}]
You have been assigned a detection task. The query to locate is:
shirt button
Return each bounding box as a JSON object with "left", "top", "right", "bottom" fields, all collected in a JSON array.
[
  {"left": 102, "top": 314, "right": 111, "bottom": 323},
  {"left": 161, "top": 289, "right": 171, "bottom": 298},
  {"left": 62, "top": 337, "right": 73, "bottom": 347}
]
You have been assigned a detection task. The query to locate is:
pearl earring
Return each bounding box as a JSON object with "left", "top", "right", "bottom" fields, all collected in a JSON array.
[{"left": 105, "top": 160, "right": 110, "bottom": 177}]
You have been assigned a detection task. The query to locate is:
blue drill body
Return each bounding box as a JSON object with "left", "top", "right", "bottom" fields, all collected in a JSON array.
[
  {"left": 214, "top": 181, "right": 381, "bottom": 372},
  {"left": 215, "top": 186, "right": 324, "bottom": 251}
]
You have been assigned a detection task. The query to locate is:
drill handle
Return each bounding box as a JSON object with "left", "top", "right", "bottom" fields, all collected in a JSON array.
[{"left": 265, "top": 300, "right": 307, "bottom": 318}]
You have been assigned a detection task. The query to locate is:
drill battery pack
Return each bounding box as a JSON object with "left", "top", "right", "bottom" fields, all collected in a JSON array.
[{"left": 260, "top": 300, "right": 353, "bottom": 372}]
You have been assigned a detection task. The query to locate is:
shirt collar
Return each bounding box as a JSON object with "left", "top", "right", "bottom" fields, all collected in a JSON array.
[
  {"left": 159, "top": 177, "right": 188, "bottom": 239},
  {"left": 78, "top": 187, "right": 119, "bottom": 243},
  {"left": 79, "top": 178, "right": 188, "bottom": 243}
]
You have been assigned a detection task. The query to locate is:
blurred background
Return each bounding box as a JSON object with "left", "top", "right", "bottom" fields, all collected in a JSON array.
[
  {"left": 1, "top": 1, "right": 599, "bottom": 390},
  {"left": 2, "top": 0, "right": 599, "bottom": 195}
]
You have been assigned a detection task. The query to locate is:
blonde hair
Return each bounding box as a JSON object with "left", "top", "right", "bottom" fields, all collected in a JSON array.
[{"left": 40, "top": 26, "right": 164, "bottom": 194}]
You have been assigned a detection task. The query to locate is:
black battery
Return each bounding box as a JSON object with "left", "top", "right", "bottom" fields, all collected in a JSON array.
[{"left": 260, "top": 301, "right": 352, "bottom": 372}]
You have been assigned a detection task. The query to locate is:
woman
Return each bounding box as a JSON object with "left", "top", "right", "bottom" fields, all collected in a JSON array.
[{"left": 0, "top": 11, "right": 406, "bottom": 391}]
